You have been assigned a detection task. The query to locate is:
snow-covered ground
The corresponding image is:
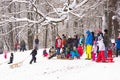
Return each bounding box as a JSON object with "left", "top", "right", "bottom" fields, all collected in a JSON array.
[{"left": 0, "top": 49, "right": 120, "bottom": 80}]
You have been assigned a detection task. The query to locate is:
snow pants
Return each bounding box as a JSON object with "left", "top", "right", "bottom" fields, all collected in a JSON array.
[
  {"left": 96, "top": 51, "right": 105, "bottom": 62},
  {"left": 92, "top": 52, "right": 96, "bottom": 61},
  {"left": 86, "top": 45, "right": 92, "bottom": 59},
  {"left": 30, "top": 55, "right": 36, "bottom": 64}
]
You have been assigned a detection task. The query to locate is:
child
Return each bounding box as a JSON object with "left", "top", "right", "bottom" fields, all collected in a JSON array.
[
  {"left": 60, "top": 47, "right": 66, "bottom": 59},
  {"left": 49, "top": 46, "right": 56, "bottom": 57},
  {"left": 43, "top": 49, "right": 48, "bottom": 57},
  {"left": 30, "top": 48, "right": 37, "bottom": 64},
  {"left": 8, "top": 53, "right": 14, "bottom": 64},
  {"left": 77, "top": 44, "right": 83, "bottom": 57},
  {"left": 70, "top": 47, "right": 80, "bottom": 59},
  {"left": 48, "top": 46, "right": 56, "bottom": 59},
  {"left": 96, "top": 37, "right": 106, "bottom": 62},
  {"left": 4, "top": 50, "right": 7, "bottom": 59},
  {"left": 92, "top": 41, "right": 97, "bottom": 61},
  {"left": 65, "top": 47, "right": 71, "bottom": 59}
]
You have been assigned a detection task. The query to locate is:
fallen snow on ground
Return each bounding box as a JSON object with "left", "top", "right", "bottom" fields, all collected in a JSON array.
[{"left": 0, "top": 49, "right": 120, "bottom": 80}]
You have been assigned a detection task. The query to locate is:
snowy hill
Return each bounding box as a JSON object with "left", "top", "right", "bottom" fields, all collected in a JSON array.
[{"left": 0, "top": 49, "right": 120, "bottom": 80}]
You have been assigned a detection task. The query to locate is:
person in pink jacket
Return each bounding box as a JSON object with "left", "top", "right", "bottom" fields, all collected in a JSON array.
[{"left": 92, "top": 41, "right": 97, "bottom": 61}]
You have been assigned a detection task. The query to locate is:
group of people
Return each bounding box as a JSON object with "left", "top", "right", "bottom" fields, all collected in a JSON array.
[
  {"left": 7, "top": 29, "right": 120, "bottom": 64},
  {"left": 7, "top": 37, "right": 39, "bottom": 64},
  {"left": 43, "top": 29, "right": 120, "bottom": 62}
]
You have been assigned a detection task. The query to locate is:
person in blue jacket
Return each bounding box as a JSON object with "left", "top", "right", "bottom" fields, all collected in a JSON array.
[
  {"left": 116, "top": 36, "right": 120, "bottom": 57},
  {"left": 85, "top": 30, "right": 93, "bottom": 60}
]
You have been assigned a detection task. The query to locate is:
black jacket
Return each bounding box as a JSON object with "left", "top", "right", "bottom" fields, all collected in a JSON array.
[
  {"left": 31, "top": 49, "right": 37, "bottom": 56},
  {"left": 35, "top": 39, "right": 39, "bottom": 44}
]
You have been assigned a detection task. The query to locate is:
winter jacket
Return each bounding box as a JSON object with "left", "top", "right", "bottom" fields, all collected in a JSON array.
[
  {"left": 35, "top": 39, "right": 39, "bottom": 44},
  {"left": 97, "top": 39, "right": 105, "bottom": 51},
  {"left": 49, "top": 48, "right": 56, "bottom": 55},
  {"left": 14, "top": 42, "right": 18, "bottom": 48},
  {"left": 66, "top": 38, "right": 74, "bottom": 49},
  {"left": 62, "top": 36, "right": 66, "bottom": 47},
  {"left": 10, "top": 54, "right": 14, "bottom": 63},
  {"left": 30, "top": 49, "right": 37, "bottom": 56},
  {"left": 85, "top": 30, "right": 93, "bottom": 45},
  {"left": 43, "top": 50, "right": 48, "bottom": 54},
  {"left": 70, "top": 50, "right": 80, "bottom": 59},
  {"left": 77, "top": 46, "right": 83, "bottom": 56},
  {"left": 116, "top": 39, "right": 120, "bottom": 49},
  {"left": 73, "top": 37, "right": 79, "bottom": 48},
  {"left": 79, "top": 38, "right": 84, "bottom": 45},
  {"left": 92, "top": 44, "right": 97, "bottom": 53},
  {"left": 55, "top": 38, "right": 62, "bottom": 48}
]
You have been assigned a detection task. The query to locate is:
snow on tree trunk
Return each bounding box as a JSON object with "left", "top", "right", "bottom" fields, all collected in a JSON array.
[{"left": 107, "top": 0, "right": 118, "bottom": 39}]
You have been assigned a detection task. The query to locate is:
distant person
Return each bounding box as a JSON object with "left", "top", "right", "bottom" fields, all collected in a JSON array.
[
  {"left": 115, "top": 35, "right": 120, "bottom": 57},
  {"left": 48, "top": 46, "right": 56, "bottom": 59},
  {"left": 14, "top": 41, "right": 18, "bottom": 51},
  {"left": 43, "top": 49, "right": 48, "bottom": 57},
  {"left": 20, "top": 40, "right": 26, "bottom": 52},
  {"left": 4, "top": 50, "right": 7, "bottom": 59},
  {"left": 30, "top": 48, "right": 37, "bottom": 64},
  {"left": 55, "top": 35, "right": 62, "bottom": 55},
  {"left": 49, "top": 46, "right": 56, "bottom": 57},
  {"left": 62, "top": 34, "right": 67, "bottom": 48},
  {"left": 8, "top": 53, "right": 14, "bottom": 64},
  {"left": 92, "top": 41, "right": 97, "bottom": 61},
  {"left": 35, "top": 36, "right": 39, "bottom": 50}
]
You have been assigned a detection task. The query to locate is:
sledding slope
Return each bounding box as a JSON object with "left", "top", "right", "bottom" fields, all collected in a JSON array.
[{"left": 0, "top": 49, "right": 120, "bottom": 80}]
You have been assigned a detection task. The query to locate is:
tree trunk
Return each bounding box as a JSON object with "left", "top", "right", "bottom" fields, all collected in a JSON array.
[
  {"left": 45, "top": 26, "right": 48, "bottom": 48},
  {"left": 113, "top": 19, "right": 119, "bottom": 39},
  {"left": 27, "top": 12, "right": 34, "bottom": 50},
  {"left": 8, "top": 4, "right": 14, "bottom": 51},
  {"left": 28, "top": 29, "right": 34, "bottom": 50},
  {"left": 107, "top": 0, "right": 118, "bottom": 38}
]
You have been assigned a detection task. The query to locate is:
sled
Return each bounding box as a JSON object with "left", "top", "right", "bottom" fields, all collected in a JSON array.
[{"left": 9, "top": 61, "right": 23, "bottom": 69}]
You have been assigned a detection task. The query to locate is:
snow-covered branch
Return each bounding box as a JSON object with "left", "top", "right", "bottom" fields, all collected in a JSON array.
[
  {"left": 0, "top": 23, "right": 29, "bottom": 36},
  {"left": 44, "top": 0, "right": 60, "bottom": 16},
  {"left": 75, "top": 0, "right": 89, "bottom": 8}
]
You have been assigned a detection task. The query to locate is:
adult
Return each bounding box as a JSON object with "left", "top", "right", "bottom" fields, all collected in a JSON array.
[
  {"left": 20, "top": 40, "right": 26, "bottom": 52},
  {"left": 14, "top": 41, "right": 18, "bottom": 51},
  {"left": 85, "top": 30, "right": 93, "bottom": 60},
  {"left": 55, "top": 35, "right": 62, "bottom": 55},
  {"left": 35, "top": 36, "right": 39, "bottom": 50},
  {"left": 115, "top": 35, "right": 120, "bottom": 57},
  {"left": 62, "top": 34, "right": 67, "bottom": 48}
]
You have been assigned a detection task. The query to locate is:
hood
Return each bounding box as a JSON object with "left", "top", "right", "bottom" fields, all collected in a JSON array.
[{"left": 86, "top": 30, "right": 91, "bottom": 35}]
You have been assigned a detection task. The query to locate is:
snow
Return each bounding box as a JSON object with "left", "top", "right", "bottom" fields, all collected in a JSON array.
[
  {"left": 69, "top": 0, "right": 77, "bottom": 9},
  {"left": 75, "top": 0, "right": 89, "bottom": 8},
  {"left": 0, "top": 49, "right": 120, "bottom": 80}
]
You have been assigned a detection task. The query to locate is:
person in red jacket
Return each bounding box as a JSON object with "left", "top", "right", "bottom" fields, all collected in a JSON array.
[
  {"left": 55, "top": 35, "right": 62, "bottom": 55},
  {"left": 77, "top": 44, "right": 83, "bottom": 57},
  {"left": 14, "top": 41, "right": 18, "bottom": 51}
]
